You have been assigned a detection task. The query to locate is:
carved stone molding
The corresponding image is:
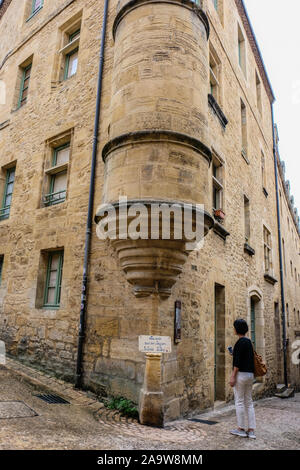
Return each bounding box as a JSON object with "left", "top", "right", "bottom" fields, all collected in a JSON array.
[
  {"left": 95, "top": 199, "right": 214, "bottom": 297},
  {"left": 102, "top": 130, "right": 212, "bottom": 165},
  {"left": 113, "top": 0, "right": 210, "bottom": 40}
]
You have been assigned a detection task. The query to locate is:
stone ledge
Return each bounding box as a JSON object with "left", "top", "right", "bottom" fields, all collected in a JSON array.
[
  {"left": 213, "top": 221, "right": 230, "bottom": 240},
  {"left": 244, "top": 242, "right": 255, "bottom": 256},
  {"left": 0, "top": 119, "right": 10, "bottom": 130},
  {"left": 208, "top": 94, "right": 228, "bottom": 129},
  {"left": 264, "top": 273, "right": 278, "bottom": 285},
  {"left": 102, "top": 130, "right": 212, "bottom": 165}
]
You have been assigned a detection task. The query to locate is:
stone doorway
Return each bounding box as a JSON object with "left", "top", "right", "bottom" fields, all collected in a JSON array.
[{"left": 214, "top": 284, "right": 225, "bottom": 402}]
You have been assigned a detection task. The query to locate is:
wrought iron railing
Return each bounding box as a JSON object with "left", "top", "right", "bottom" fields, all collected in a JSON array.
[
  {"left": 0, "top": 205, "right": 10, "bottom": 220},
  {"left": 44, "top": 190, "right": 66, "bottom": 206}
]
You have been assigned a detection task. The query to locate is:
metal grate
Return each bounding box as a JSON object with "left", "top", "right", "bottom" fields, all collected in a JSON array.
[
  {"left": 35, "top": 394, "right": 70, "bottom": 404},
  {"left": 188, "top": 418, "right": 219, "bottom": 425}
]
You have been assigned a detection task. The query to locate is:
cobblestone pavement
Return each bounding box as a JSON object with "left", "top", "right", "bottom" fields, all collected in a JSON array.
[{"left": 0, "top": 359, "right": 299, "bottom": 450}]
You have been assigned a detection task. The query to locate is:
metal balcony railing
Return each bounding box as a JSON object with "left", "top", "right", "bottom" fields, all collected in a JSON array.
[
  {"left": 44, "top": 190, "right": 66, "bottom": 206},
  {"left": 0, "top": 205, "right": 10, "bottom": 220}
]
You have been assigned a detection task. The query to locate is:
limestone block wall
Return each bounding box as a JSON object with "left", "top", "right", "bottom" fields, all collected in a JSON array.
[
  {"left": 0, "top": 0, "right": 106, "bottom": 379},
  {"left": 0, "top": 0, "right": 299, "bottom": 424}
]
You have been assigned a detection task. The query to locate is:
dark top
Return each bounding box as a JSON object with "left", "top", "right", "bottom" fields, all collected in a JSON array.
[{"left": 233, "top": 337, "right": 254, "bottom": 373}]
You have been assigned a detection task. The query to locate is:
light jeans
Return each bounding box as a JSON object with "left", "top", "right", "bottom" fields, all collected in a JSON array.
[{"left": 233, "top": 372, "right": 256, "bottom": 430}]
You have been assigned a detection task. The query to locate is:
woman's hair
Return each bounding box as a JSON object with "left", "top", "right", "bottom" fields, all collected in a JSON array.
[{"left": 233, "top": 319, "right": 249, "bottom": 335}]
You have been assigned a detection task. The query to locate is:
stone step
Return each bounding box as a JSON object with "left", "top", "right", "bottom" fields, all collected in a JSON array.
[
  {"left": 275, "top": 388, "right": 295, "bottom": 399},
  {"left": 276, "top": 383, "right": 287, "bottom": 393}
]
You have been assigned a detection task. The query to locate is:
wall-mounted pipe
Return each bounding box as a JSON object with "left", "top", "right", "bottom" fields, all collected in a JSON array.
[
  {"left": 271, "top": 105, "right": 288, "bottom": 388},
  {"left": 75, "top": 0, "right": 110, "bottom": 389}
]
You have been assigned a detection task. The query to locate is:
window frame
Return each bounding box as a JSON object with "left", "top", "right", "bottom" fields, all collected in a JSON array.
[
  {"left": 0, "top": 256, "right": 3, "bottom": 286},
  {"left": 212, "top": 155, "right": 224, "bottom": 212},
  {"left": 63, "top": 29, "right": 81, "bottom": 81},
  {"left": 209, "top": 47, "right": 221, "bottom": 104},
  {"left": 238, "top": 23, "right": 247, "bottom": 78},
  {"left": 0, "top": 166, "right": 16, "bottom": 221},
  {"left": 240, "top": 99, "right": 248, "bottom": 158},
  {"left": 263, "top": 226, "right": 272, "bottom": 273},
  {"left": 27, "top": 0, "right": 43, "bottom": 21},
  {"left": 44, "top": 143, "right": 70, "bottom": 207},
  {"left": 43, "top": 250, "right": 64, "bottom": 309},
  {"left": 18, "top": 63, "right": 32, "bottom": 108},
  {"left": 64, "top": 47, "right": 79, "bottom": 80},
  {"left": 250, "top": 298, "right": 256, "bottom": 349}
]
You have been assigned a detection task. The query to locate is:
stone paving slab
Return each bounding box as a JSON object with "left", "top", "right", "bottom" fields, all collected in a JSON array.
[
  {"left": 0, "top": 401, "right": 38, "bottom": 419},
  {"left": 4, "top": 358, "right": 103, "bottom": 408},
  {"left": 1, "top": 358, "right": 300, "bottom": 450}
]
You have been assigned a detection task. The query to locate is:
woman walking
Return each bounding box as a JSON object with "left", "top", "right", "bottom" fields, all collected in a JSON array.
[{"left": 229, "top": 319, "right": 256, "bottom": 439}]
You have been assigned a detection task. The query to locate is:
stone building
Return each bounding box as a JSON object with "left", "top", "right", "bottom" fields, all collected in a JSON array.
[{"left": 0, "top": 0, "right": 299, "bottom": 425}]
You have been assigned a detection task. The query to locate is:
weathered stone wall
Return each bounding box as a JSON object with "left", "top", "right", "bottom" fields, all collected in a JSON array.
[{"left": 0, "top": 0, "right": 299, "bottom": 425}]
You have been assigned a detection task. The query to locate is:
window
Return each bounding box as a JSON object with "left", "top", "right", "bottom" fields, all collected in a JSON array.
[
  {"left": 31, "top": 0, "right": 43, "bottom": 15},
  {"left": 241, "top": 99, "right": 248, "bottom": 159},
  {"left": 244, "top": 195, "right": 250, "bottom": 243},
  {"left": 18, "top": 63, "right": 32, "bottom": 108},
  {"left": 282, "top": 238, "right": 286, "bottom": 276},
  {"left": 263, "top": 226, "right": 272, "bottom": 273},
  {"left": 209, "top": 45, "right": 221, "bottom": 104},
  {"left": 0, "top": 256, "right": 3, "bottom": 285},
  {"left": 238, "top": 23, "right": 246, "bottom": 77},
  {"left": 0, "top": 167, "right": 15, "bottom": 220},
  {"left": 63, "top": 29, "right": 80, "bottom": 80},
  {"left": 256, "top": 71, "right": 262, "bottom": 115},
  {"left": 279, "top": 190, "right": 282, "bottom": 215},
  {"left": 250, "top": 298, "right": 256, "bottom": 349},
  {"left": 44, "top": 143, "right": 70, "bottom": 206},
  {"left": 261, "top": 151, "right": 267, "bottom": 191},
  {"left": 286, "top": 304, "right": 289, "bottom": 328},
  {"left": 212, "top": 156, "right": 223, "bottom": 212},
  {"left": 290, "top": 260, "right": 293, "bottom": 277},
  {"left": 43, "top": 251, "right": 64, "bottom": 308}
]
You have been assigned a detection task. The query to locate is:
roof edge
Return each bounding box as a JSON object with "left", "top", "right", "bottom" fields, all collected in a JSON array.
[{"left": 234, "top": 0, "right": 276, "bottom": 104}]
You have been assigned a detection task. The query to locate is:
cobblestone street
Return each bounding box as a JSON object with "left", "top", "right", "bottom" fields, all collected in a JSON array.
[{"left": 0, "top": 359, "right": 299, "bottom": 450}]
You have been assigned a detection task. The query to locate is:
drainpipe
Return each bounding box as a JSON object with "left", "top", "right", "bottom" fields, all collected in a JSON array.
[
  {"left": 75, "top": 0, "right": 110, "bottom": 389},
  {"left": 271, "top": 105, "right": 288, "bottom": 388}
]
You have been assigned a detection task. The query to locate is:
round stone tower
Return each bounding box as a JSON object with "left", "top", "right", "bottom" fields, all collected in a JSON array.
[{"left": 98, "top": 0, "right": 213, "bottom": 298}]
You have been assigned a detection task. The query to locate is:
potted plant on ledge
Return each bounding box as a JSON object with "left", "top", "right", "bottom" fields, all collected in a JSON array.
[{"left": 214, "top": 208, "right": 225, "bottom": 221}]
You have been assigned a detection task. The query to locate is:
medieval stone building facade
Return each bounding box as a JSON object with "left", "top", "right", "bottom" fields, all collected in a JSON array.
[{"left": 0, "top": 0, "right": 299, "bottom": 425}]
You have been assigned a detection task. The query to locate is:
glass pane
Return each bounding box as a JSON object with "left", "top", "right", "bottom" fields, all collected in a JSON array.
[
  {"left": 4, "top": 194, "right": 11, "bottom": 207},
  {"left": 50, "top": 253, "right": 60, "bottom": 270},
  {"left": 56, "top": 147, "right": 70, "bottom": 165},
  {"left": 24, "top": 68, "right": 31, "bottom": 80},
  {"left": 69, "top": 30, "right": 80, "bottom": 42},
  {"left": 33, "top": 0, "right": 42, "bottom": 11},
  {"left": 21, "top": 88, "right": 28, "bottom": 101},
  {"left": 47, "top": 287, "right": 56, "bottom": 305},
  {"left": 53, "top": 172, "right": 67, "bottom": 194},
  {"left": 49, "top": 270, "right": 58, "bottom": 287},
  {"left": 6, "top": 182, "right": 14, "bottom": 195},
  {"left": 67, "top": 51, "right": 78, "bottom": 78},
  {"left": 8, "top": 170, "right": 15, "bottom": 183}
]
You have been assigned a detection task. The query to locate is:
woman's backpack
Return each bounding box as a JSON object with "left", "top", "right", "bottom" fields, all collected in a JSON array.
[{"left": 252, "top": 344, "right": 267, "bottom": 377}]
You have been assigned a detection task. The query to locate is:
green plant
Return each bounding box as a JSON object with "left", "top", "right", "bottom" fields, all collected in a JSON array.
[{"left": 105, "top": 396, "right": 139, "bottom": 419}]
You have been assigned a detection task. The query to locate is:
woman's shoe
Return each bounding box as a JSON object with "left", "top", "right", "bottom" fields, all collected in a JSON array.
[
  {"left": 230, "top": 429, "right": 247, "bottom": 437},
  {"left": 247, "top": 431, "right": 256, "bottom": 439}
]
